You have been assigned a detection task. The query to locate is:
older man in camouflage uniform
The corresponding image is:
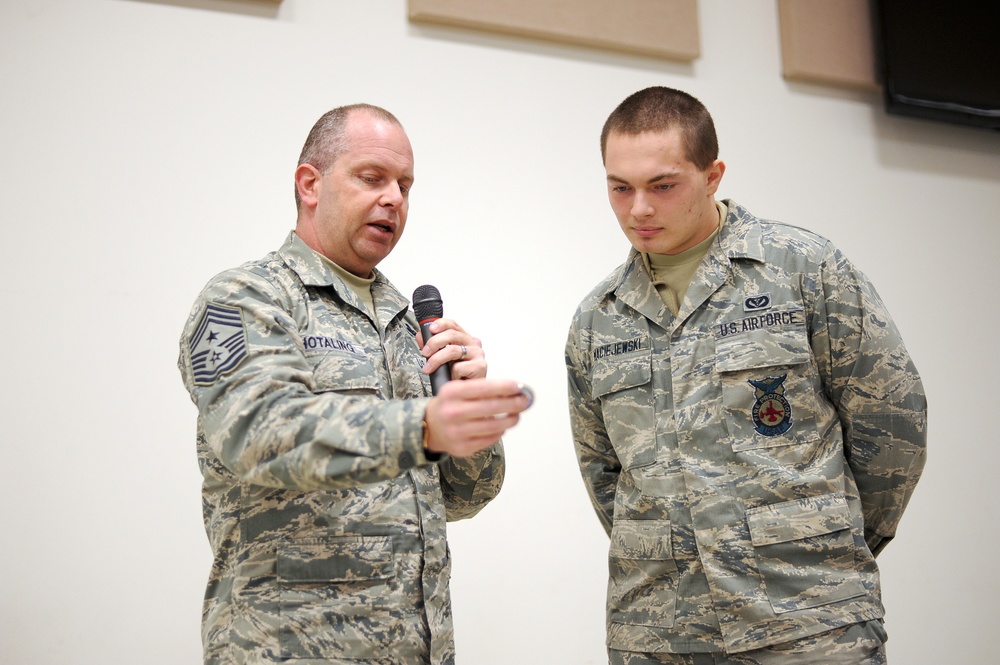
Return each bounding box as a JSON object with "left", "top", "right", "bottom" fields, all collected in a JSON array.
[
  {"left": 565, "top": 87, "right": 926, "bottom": 664},
  {"left": 179, "top": 104, "right": 530, "bottom": 664}
]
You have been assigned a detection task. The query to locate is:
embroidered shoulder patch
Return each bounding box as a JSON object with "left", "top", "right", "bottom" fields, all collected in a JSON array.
[
  {"left": 189, "top": 303, "right": 249, "bottom": 386},
  {"left": 748, "top": 374, "right": 793, "bottom": 436}
]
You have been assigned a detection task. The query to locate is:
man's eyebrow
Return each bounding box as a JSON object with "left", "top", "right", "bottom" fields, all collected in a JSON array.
[
  {"left": 352, "top": 162, "right": 414, "bottom": 183},
  {"left": 606, "top": 172, "right": 681, "bottom": 185}
]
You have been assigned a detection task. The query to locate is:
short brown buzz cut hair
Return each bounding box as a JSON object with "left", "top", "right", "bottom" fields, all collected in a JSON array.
[{"left": 600, "top": 86, "right": 719, "bottom": 171}]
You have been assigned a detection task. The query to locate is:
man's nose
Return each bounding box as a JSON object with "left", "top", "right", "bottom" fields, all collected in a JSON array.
[
  {"left": 380, "top": 182, "right": 404, "bottom": 207},
  {"left": 631, "top": 192, "right": 654, "bottom": 218}
]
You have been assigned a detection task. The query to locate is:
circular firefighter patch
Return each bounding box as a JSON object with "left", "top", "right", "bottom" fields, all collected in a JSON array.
[{"left": 748, "top": 374, "right": 793, "bottom": 437}]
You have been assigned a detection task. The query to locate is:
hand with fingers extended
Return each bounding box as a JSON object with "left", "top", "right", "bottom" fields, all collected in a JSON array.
[{"left": 422, "top": 378, "right": 532, "bottom": 457}]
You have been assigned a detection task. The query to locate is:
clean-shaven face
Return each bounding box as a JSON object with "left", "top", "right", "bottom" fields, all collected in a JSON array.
[
  {"left": 311, "top": 113, "right": 415, "bottom": 277},
  {"left": 604, "top": 127, "right": 724, "bottom": 256}
]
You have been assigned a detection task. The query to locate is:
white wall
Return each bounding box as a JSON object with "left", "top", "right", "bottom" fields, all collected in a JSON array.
[{"left": 2, "top": 1, "right": 998, "bottom": 662}]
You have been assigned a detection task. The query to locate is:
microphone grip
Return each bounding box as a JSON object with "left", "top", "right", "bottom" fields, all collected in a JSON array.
[{"left": 419, "top": 319, "right": 452, "bottom": 395}]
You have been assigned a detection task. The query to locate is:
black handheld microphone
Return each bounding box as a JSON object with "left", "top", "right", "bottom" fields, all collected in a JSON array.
[{"left": 412, "top": 284, "right": 452, "bottom": 395}]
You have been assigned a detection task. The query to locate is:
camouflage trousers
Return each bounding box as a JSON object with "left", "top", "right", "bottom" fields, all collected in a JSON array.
[{"left": 610, "top": 621, "right": 887, "bottom": 665}]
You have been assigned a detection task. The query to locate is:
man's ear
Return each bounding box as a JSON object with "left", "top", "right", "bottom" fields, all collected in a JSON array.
[
  {"left": 705, "top": 159, "right": 726, "bottom": 196},
  {"left": 295, "top": 163, "right": 322, "bottom": 208}
]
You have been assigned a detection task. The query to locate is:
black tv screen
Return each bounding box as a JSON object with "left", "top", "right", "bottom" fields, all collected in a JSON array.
[{"left": 874, "top": 0, "right": 1000, "bottom": 131}]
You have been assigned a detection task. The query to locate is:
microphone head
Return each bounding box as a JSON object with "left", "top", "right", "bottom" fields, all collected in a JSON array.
[{"left": 412, "top": 284, "right": 443, "bottom": 321}]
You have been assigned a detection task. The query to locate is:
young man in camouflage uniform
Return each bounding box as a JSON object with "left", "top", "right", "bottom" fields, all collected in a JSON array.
[
  {"left": 565, "top": 87, "right": 926, "bottom": 664},
  {"left": 179, "top": 104, "right": 531, "bottom": 664}
]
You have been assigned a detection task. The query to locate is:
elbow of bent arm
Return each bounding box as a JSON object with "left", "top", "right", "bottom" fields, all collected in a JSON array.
[
  {"left": 442, "top": 442, "right": 506, "bottom": 521},
  {"left": 849, "top": 411, "right": 927, "bottom": 554}
]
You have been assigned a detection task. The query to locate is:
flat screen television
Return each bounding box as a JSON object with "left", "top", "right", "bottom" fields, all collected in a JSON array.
[{"left": 874, "top": 0, "right": 1000, "bottom": 131}]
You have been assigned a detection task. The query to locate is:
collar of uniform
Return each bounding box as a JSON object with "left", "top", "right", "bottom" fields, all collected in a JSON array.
[
  {"left": 278, "top": 231, "right": 345, "bottom": 287},
  {"left": 369, "top": 274, "right": 412, "bottom": 333},
  {"left": 276, "top": 231, "right": 410, "bottom": 326},
  {"left": 717, "top": 199, "right": 766, "bottom": 263},
  {"left": 608, "top": 199, "right": 767, "bottom": 323},
  {"left": 613, "top": 249, "right": 671, "bottom": 323}
]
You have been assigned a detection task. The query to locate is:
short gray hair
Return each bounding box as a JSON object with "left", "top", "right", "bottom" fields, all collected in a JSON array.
[{"left": 294, "top": 103, "right": 402, "bottom": 209}]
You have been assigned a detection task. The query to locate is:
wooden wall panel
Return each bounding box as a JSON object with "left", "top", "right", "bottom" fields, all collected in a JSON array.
[
  {"left": 408, "top": 0, "right": 700, "bottom": 61},
  {"left": 778, "top": 0, "right": 878, "bottom": 90}
]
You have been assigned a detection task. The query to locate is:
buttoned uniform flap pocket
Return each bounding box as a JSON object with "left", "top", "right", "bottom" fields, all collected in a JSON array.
[
  {"left": 277, "top": 536, "right": 393, "bottom": 583},
  {"left": 715, "top": 321, "right": 811, "bottom": 373},
  {"left": 590, "top": 347, "right": 656, "bottom": 470},
  {"left": 746, "top": 493, "right": 852, "bottom": 546},
  {"left": 745, "top": 493, "right": 866, "bottom": 614},
  {"left": 715, "top": 319, "right": 822, "bottom": 451},
  {"left": 607, "top": 520, "right": 679, "bottom": 633},
  {"left": 276, "top": 536, "right": 426, "bottom": 659},
  {"left": 591, "top": 350, "right": 652, "bottom": 399},
  {"left": 610, "top": 519, "right": 673, "bottom": 560},
  {"left": 308, "top": 347, "right": 380, "bottom": 394}
]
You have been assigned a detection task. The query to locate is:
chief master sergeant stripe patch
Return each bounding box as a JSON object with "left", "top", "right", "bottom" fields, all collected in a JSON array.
[{"left": 189, "top": 303, "right": 249, "bottom": 386}]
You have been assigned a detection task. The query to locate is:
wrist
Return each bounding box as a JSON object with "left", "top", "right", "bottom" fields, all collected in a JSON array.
[{"left": 420, "top": 408, "right": 445, "bottom": 462}]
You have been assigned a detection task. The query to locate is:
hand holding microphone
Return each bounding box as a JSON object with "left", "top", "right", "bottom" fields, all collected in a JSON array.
[
  {"left": 413, "top": 284, "right": 491, "bottom": 385},
  {"left": 413, "top": 284, "right": 533, "bottom": 456},
  {"left": 413, "top": 284, "right": 461, "bottom": 393}
]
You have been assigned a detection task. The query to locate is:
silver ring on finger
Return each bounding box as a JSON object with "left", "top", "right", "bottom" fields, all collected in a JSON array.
[{"left": 459, "top": 345, "right": 468, "bottom": 360}]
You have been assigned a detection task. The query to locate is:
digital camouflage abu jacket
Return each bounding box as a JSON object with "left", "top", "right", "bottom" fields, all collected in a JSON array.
[
  {"left": 179, "top": 232, "right": 504, "bottom": 664},
  {"left": 565, "top": 200, "right": 926, "bottom": 654}
]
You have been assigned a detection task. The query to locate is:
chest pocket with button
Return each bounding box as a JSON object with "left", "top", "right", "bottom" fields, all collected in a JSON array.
[
  {"left": 591, "top": 345, "right": 656, "bottom": 470},
  {"left": 308, "top": 346, "right": 380, "bottom": 396},
  {"left": 715, "top": 313, "right": 823, "bottom": 452}
]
